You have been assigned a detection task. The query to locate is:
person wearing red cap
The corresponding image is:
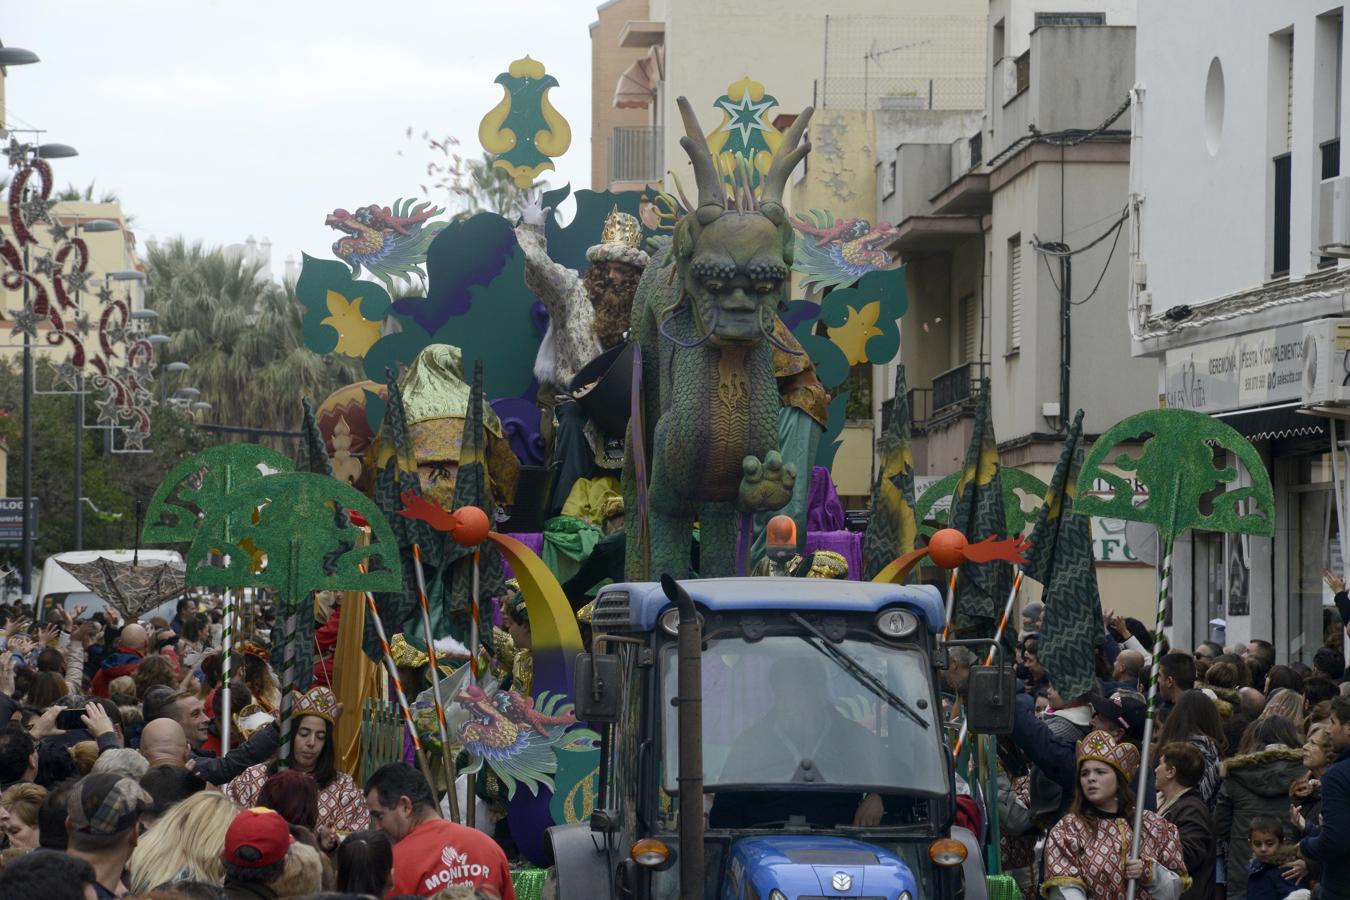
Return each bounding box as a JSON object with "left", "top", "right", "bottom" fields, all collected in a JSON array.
[
  {"left": 364, "top": 762, "right": 515, "bottom": 898},
  {"left": 221, "top": 807, "right": 295, "bottom": 900}
]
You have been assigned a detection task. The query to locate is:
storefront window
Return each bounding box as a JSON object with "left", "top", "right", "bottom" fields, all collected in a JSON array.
[{"left": 1289, "top": 482, "right": 1333, "bottom": 664}]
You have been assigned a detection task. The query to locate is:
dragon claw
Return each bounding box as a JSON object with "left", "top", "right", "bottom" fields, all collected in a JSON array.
[{"left": 736, "top": 450, "right": 796, "bottom": 514}]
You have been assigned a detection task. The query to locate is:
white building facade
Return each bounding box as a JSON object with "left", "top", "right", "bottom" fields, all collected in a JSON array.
[{"left": 1133, "top": 1, "right": 1350, "bottom": 660}]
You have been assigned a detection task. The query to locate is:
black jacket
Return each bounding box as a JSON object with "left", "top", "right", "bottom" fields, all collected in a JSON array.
[
  {"left": 1161, "top": 788, "right": 1215, "bottom": 900},
  {"left": 1300, "top": 747, "right": 1350, "bottom": 899},
  {"left": 191, "top": 722, "right": 280, "bottom": 785}
]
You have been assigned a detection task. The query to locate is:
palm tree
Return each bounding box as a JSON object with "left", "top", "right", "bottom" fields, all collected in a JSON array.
[
  {"left": 55, "top": 181, "right": 122, "bottom": 204},
  {"left": 146, "top": 240, "right": 359, "bottom": 445}
]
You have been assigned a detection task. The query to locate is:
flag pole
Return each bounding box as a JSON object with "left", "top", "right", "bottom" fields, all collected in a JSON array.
[
  {"left": 942, "top": 568, "right": 959, "bottom": 639},
  {"left": 220, "top": 588, "right": 234, "bottom": 755},
  {"left": 1126, "top": 534, "right": 1174, "bottom": 900},
  {"left": 411, "top": 543, "right": 462, "bottom": 822},
  {"left": 363, "top": 591, "right": 437, "bottom": 792}
]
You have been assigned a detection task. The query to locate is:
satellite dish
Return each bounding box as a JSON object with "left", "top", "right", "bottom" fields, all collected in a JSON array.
[{"left": 1125, "top": 521, "right": 1160, "bottom": 567}]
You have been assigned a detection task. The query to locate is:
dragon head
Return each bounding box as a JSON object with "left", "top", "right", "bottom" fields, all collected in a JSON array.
[
  {"left": 324, "top": 207, "right": 370, "bottom": 238},
  {"left": 672, "top": 97, "right": 813, "bottom": 347}
]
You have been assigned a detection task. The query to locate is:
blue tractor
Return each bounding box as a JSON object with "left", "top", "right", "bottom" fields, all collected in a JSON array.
[{"left": 547, "top": 575, "right": 1014, "bottom": 899}]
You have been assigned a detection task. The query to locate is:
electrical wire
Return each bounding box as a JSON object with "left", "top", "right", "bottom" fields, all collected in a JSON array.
[
  {"left": 1034, "top": 212, "right": 1127, "bottom": 307},
  {"left": 1033, "top": 208, "right": 1128, "bottom": 256},
  {"left": 985, "top": 94, "right": 1134, "bottom": 169}
]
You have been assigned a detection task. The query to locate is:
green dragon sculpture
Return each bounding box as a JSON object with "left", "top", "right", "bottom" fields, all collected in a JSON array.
[{"left": 623, "top": 98, "right": 814, "bottom": 580}]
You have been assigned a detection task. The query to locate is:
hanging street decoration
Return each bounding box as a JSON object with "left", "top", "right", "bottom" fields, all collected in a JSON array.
[{"left": 1, "top": 137, "right": 157, "bottom": 446}]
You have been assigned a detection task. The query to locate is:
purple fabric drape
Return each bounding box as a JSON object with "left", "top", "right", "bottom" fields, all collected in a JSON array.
[{"left": 806, "top": 466, "right": 845, "bottom": 533}]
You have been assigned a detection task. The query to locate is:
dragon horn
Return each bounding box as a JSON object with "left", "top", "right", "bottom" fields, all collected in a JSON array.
[
  {"left": 761, "top": 106, "right": 814, "bottom": 209},
  {"left": 676, "top": 96, "right": 726, "bottom": 219}
]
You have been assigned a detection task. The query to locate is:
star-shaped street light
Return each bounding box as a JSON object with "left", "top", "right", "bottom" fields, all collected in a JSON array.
[
  {"left": 62, "top": 268, "right": 93, "bottom": 293},
  {"left": 19, "top": 195, "right": 55, "bottom": 227},
  {"left": 47, "top": 220, "right": 72, "bottom": 243},
  {"left": 95, "top": 391, "right": 122, "bottom": 426},
  {"left": 49, "top": 359, "right": 81, "bottom": 391},
  {"left": 32, "top": 254, "right": 57, "bottom": 277},
  {"left": 119, "top": 427, "right": 147, "bottom": 452},
  {"left": 95, "top": 285, "right": 116, "bottom": 306},
  {"left": 2, "top": 138, "right": 31, "bottom": 167},
  {"left": 72, "top": 314, "right": 93, "bottom": 337},
  {"left": 8, "top": 307, "right": 41, "bottom": 340},
  {"left": 714, "top": 91, "right": 776, "bottom": 146}
]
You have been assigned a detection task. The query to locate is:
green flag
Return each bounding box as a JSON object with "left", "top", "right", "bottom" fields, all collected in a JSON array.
[
  {"left": 949, "top": 379, "right": 1010, "bottom": 633},
  {"left": 1023, "top": 409, "right": 1103, "bottom": 699},
  {"left": 863, "top": 366, "right": 918, "bottom": 580},
  {"left": 298, "top": 398, "right": 333, "bottom": 477}
]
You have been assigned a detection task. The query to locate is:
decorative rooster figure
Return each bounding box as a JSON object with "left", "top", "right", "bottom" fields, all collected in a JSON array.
[
  {"left": 325, "top": 199, "right": 444, "bottom": 292},
  {"left": 792, "top": 209, "right": 899, "bottom": 293}
]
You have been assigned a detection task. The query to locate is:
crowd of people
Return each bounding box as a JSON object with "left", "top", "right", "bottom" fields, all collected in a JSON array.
[
  {"left": 0, "top": 596, "right": 517, "bottom": 899},
  {"left": 950, "top": 573, "right": 1350, "bottom": 900}
]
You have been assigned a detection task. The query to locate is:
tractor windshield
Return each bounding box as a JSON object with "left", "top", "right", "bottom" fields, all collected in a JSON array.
[{"left": 660, "top": 634, "right": 946, "bottom": 798}]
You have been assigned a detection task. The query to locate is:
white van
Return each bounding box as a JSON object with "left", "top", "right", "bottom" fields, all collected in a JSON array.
[{"left": 35, "top": 549, "right": 186, "bottom": 623}]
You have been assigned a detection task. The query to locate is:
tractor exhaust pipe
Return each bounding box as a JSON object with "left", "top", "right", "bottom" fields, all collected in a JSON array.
[{"left": 661, "top": 574, "right": 704, "bottom": 898}]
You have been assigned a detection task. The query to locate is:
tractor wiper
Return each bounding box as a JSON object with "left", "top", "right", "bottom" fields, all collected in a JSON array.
[{"left": 788, "top": 612, "right": 929, "bottom": 730}]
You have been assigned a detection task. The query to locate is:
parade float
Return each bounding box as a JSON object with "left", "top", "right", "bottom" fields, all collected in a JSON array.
[{"left": 89, "top": 54, "right": 1279, "bottom": 900}]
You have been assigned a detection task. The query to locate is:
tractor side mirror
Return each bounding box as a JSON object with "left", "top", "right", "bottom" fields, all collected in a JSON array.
[
  {"left": 965, "top": 664, "right": 1015, "bottom": 735},
  {"left": 574, "top": 652, "right": 621, "bottom": 723}
]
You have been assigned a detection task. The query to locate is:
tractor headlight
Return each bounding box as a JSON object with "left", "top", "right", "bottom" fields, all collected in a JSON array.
[
  {"left": 899, "top": 892, "right": 913, "bottom": 900},
  {"left": 769, "top": 892, "right": 788, "bottom": 900}
]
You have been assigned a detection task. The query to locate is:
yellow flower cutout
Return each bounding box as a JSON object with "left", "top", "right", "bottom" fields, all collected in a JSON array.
[
  {"left": 826, "top": 300, "right": 885, "bottom": 366},
  {"left": 321, "top": 290, "right": 383, "bottom": 358}
]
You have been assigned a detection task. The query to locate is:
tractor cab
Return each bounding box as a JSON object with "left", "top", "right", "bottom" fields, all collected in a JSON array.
[{"left": 548, "top": 577, "right": 1014, "bottom": 900}]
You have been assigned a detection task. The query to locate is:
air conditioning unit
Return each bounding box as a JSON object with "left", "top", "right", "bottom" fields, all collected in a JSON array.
[
  {"left": 1318, "top": 176, "right": 1350, "bottom": 256},
  {"left": 1301, "top": 318, "right": 1350, "bottom": 406}
]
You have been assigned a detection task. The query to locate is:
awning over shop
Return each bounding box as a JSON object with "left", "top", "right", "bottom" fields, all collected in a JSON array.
[
  {"left": 614, "top": 45, "right": 664, "bottom": 109},
  {"left": 1213, "top": 402, "right": 1327, "bottom": 441}
]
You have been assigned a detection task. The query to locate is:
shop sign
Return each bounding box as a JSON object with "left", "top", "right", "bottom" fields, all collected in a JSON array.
[{"left": 1163, "top": 324, "right": 1307, "bottom": 414}]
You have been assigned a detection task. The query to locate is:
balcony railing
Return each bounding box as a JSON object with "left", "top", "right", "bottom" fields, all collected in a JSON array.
[
  {"left": 932, "top": 362, "right": 985, "bottom": 413},
  {"left": 609, "top": 126, "right": 663, "bottom": 184}
]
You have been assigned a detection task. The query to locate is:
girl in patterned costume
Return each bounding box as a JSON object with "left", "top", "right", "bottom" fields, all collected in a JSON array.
[
  {"left": 1042, "top": 730, "right": 1189, "bottom": 900},
  {"left": 227, "top": 686, "right": 369, "bottom": 839}
]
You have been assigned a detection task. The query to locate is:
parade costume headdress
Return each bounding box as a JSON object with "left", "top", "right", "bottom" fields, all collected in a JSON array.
[
  {"left": 239, "top": 641, "right": 271, "bottom": 663},
  {"left": 291, "top": 685, "right": 341, "bottom": 726},
  {"left": 586, "top": 206, "right": 649, "bottom": 268},
  {"left": 1075, "top": 729, "right": 1140, "bottom": 783}
]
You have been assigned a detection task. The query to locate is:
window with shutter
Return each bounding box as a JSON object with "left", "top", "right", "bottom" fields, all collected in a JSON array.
[
  {"left": 1007, "top": 236, "right": 1022, "bottom": 352},
  {"left": 962, "top": 293, "right": 979, "bottom": 362}
]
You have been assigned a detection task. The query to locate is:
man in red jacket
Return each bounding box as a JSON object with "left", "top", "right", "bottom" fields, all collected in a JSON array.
[{"left": 90, "top": 624, "right": 149, "bottom": 697}]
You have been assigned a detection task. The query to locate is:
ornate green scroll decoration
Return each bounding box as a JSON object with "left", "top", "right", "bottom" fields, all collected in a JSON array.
[
  {"left": 142, "top": 444, "right": 295, "bottom": 545},
  {"left": 915, "top": 468, "right": 1050, "bottom": 540},
  {"left": 479, "top": 56, "right": 572, "bottom": 189},
  {"left": 185, "top": 472, "right": 401, "bottom": 595},
  {"left": 1073, "top": 408, "right": 1274, "bottom": 540}
]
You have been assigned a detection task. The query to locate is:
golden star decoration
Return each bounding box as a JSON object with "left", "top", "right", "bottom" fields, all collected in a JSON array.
[{"left": 320, "top": 290, "right": 383, "bottom": 357}]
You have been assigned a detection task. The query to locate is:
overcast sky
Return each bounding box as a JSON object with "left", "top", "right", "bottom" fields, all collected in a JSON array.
[{"left": 1, "top": 0, "right": 598, "bottom": 280}]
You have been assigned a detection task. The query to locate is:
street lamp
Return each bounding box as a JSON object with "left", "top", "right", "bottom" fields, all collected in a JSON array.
[
  {"left": 80, "top": 220, "right": 121, "bottom": 233},
  {"left": 164, "top": 362, "right": 190, "bottom": 374},
  {"left": 0, "top": 47, "right": 40, "bottom": 66},
  {"left": 107, "top": 271, "right": 145, "bottom": 281},
  {"left": 35, "top": 143, "right": 77, "bottom": 159},
  {"left": 174, "top": 387, "right": 201, "bottom": 399},
  {"left": 147, "top": 334, "right": 172, "bottom": 346},
  {"left": 190, "top": 402, "right": 212, "bottom": 412}
]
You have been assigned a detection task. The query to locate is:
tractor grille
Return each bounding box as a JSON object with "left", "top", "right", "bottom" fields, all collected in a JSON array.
[{"left": 590, "top": 589, "right": 633, "bottom": 630}]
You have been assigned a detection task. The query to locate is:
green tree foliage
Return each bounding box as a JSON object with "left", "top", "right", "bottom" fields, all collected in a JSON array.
[{"left": 146, "top": 240, "right": 360, "bottom": 448}]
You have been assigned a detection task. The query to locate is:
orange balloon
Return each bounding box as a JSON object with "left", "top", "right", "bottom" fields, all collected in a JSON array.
[
  {"left": 928, "top": 528, "right": 968, "bottom": 569},
  {"left": 765, "top": 514, "right": 797, "bottom": 548},
  {"left": 450, "top": 505, "right": 491, "bottom": 547}
]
